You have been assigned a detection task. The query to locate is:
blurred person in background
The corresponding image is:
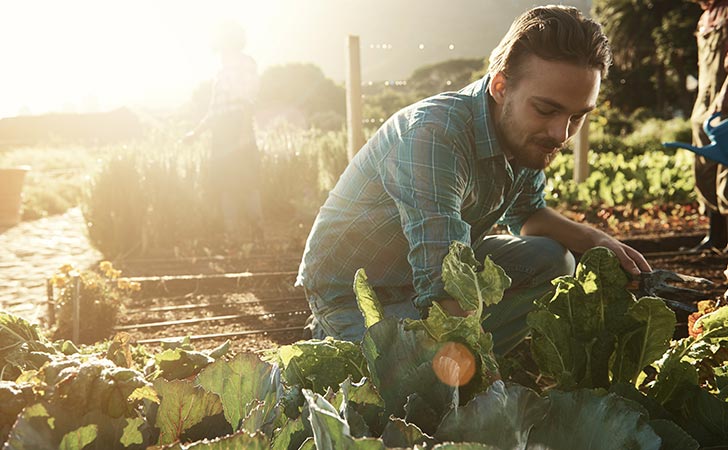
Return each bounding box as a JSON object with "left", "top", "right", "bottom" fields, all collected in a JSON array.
[
  {"left": 690, "top": 0, "right": 728, "bottom": 252},
  {"left": 185, "top": 21, "right": 264, "bottom": 244}
]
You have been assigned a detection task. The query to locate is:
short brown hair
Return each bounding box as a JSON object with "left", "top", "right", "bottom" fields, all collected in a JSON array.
[{"left": 488, "top": 5, "right": 612, "bottom": 81}]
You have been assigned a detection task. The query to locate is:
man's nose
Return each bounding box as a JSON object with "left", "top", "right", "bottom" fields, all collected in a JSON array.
[{"left": 547, "top": 117, "right": 571, "bottom": 144}]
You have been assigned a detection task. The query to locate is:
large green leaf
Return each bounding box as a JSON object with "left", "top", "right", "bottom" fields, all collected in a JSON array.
[
  {"left": 528, "top": 389, "right": 661, "bottom": 450},
  {"left": 360, "top": 317, "right": 449, "bottom": 422},
  {"left": 574, "top": 247, "right": 635, "bottom": 335},
  {"left": 548, "top": 276, "right": 600, "bottom": 341},
  {"left": 271, "top": 416, "right": 310, "bottom": 450},
  {"left": 353, "top": 269, "right": 384, "bottom": 328},
  {"left": 0, "top": 311, "right": 55, "bottom": 380},
  {"left": 668, "top": 385, "right": 728, "bottom": 448},
  {"left": 147, "top": 430, "right": 270, "bottom": 449},
  {"left": 303, "top": 389, "right": 385, "bottom": 450},
  {"left": 195, "top": 353, "right": 281, "bottom": 432},
  {"left": 526, "top": 310, "right": 581, "bottom": 389},
  {"left": 441, "top": 241, "right": 510, "bottom": 313},
  {"left": 332, "top": 377, "right": 386, "bottom": 437},
  {"left": 153, "top": 379, "right": 224, "bottom": 445},
  {"left": 275, "top": 338, "right": 368, "bottom": 394},
  {"left": 59, "top": 424, "right": 98, "bottom": 450},
  {"left": 613, "top": 297, "right": 676, "bottom": 384},
  {"left": 380, "top": 417, "right": 434, "bottom": 448},
  {"left": 0, "top": 380, "right": 35, "bottom": 440},
  {"left": 154, "top": 348, "right": 214, "bottom": 381},
  {"left": 435, "top": 381, "right": 548, "bottom": 449},
  {"left": 697, "top": 304, "right": 728, "bottom": 339},
  {"left": 647, "top": 420, "right": 699, "bottom": 450},
  {"left": 4, "top": 403, "right": 57, "bottom": 450},
  {"left": 649, "top": 338, "right": 699, "bottom": 405},
  {"left": 575, "top": 246, "right": 631, "bottom": 298},
  {"left": 36, "top": 355, "right": 153, "bottom": 419},
  {"left": 405, "top": 302, "right": 497, "bottom": 391}
]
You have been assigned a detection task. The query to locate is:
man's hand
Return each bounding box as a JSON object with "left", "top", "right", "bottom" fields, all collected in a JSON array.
[{"left": 590, "top": 234, "right": 652, "bottom": 276}]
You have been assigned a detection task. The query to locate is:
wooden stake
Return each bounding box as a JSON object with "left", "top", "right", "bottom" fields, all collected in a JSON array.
[{"left": 346, "top": 35, "right": 365, "bottom": 161}]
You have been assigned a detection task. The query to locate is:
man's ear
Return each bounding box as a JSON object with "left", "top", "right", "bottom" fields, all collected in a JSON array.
[{"left": 489, "top": 72, "right": 507, "bottom": 104}]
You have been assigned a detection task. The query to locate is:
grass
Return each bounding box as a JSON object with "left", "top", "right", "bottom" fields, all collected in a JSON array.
[{"left": 0, "top": 145, "right": 108, "bottom": 220}]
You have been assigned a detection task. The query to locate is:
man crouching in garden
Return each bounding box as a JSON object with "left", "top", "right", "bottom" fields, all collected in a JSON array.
[{"left": 296, "top": 5, "right": 651, "bottom": 354}]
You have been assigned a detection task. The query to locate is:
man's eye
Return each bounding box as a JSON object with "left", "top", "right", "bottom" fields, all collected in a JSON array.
[{"left": 535, "top": 106, "right": 555, "bottom": 115}]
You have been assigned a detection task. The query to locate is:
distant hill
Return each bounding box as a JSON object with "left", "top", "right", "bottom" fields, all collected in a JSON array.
[
  {"left": 0, "top": 108, "right": 143, "bottom": 146},
  {"left": 257, "top": 0, "right": 592, "bottom": 83}
]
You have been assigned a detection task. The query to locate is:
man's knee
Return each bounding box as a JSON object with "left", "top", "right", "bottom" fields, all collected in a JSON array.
[{"left": 539, "top": 238, "right": 575, "bottom": 279}]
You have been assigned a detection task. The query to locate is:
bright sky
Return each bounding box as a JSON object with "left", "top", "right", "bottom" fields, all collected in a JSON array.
[
  {"left": 0, "top": 0, "right": 590, "bottom": 119},
  {"left": 0, "top": 0, "right": 286, "bottom": 118}
]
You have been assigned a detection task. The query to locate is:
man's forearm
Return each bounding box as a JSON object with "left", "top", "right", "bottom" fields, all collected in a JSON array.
[
  {"left": 520, "top": 207, "right": 605, "bottom": 252},
  {"left": 520, "top": 207, "right": 651, "bottom": 275}
]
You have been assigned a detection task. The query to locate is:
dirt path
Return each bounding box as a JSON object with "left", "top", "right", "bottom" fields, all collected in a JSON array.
[{"left": 0, "top": 208, "right": 101, "bottom": 326}]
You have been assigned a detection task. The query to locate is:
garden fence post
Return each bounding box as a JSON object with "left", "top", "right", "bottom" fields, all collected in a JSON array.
[
  {"left": 46, "top": 279, "right": 55, "bottom": 326},
  {"left": 346, "top": 34, "right": 365, "bottom": 161},
  {"left": 73, "top": 275, "right": 80, "bottom": 342},
  {"left": 573, "top": 0, "right": 592, "bottom": 184},
  {"left": 573, "top": 114, "right": 590, "bottom": 183}
]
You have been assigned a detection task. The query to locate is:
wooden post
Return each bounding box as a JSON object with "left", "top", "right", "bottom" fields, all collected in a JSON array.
[
  {"left": 573, "top": 0, "right": 592, "bottom": 184},
  {"left": 573, "top": 114, "right": 590, "bottom": 183},
  {"left": 73, "top": 276, "right": 81, "bottom": 342},
  {"left": 46, "top": 279, "right": 55, "bottom": 326},
  {"left": 346, "top": 35, "right": 365, "bottom": 161}
]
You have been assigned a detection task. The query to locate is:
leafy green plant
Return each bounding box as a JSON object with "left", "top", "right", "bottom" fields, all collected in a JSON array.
[
  {"left": 3, "top": 242, "right": 728, "bottom": 448},
  {"left": 527, "top": 247, "right": 676, "bottom": 390},
  {"left": 50, "top": 261, "right": 139, "bottom": 344}
]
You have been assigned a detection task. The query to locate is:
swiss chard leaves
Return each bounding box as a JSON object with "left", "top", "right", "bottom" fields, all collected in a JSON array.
[{"left": 528, "top": 247, "right": 675, "bottom": 389}]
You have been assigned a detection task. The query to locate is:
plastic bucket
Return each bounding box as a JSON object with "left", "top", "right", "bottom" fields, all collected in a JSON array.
[{"left": 0, "top": 166, "right": 30, "bottom": 227}]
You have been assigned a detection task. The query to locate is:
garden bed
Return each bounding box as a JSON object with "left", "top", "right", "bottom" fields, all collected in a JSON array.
[{"left": 103, "top": 219, "right": 728, "bottom": 357}]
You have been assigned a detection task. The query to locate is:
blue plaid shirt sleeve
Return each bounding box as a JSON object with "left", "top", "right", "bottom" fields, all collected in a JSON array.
[{"left": 379, "top": 126, "right": 472, "bottom": 307}]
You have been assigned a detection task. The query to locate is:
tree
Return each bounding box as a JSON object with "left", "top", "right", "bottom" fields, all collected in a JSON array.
[
  {"left": 257, "top": 63, "right": 345, "bottom": 128},
  {"left": 593, "top": 0, "right": 701, "bottom": 116}
]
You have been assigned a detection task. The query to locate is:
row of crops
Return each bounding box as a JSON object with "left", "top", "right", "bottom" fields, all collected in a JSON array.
[{"left": 2, "top": 244, "right": 727, "bottom": 449}]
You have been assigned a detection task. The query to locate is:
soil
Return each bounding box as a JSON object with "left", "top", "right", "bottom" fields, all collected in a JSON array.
[{"left": 112, "top": 211, "right": 728, "bottom": 357}]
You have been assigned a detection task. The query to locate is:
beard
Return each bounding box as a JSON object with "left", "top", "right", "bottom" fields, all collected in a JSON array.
[{"left": 496, "top": 100, "right": 564, "bottom": 170}]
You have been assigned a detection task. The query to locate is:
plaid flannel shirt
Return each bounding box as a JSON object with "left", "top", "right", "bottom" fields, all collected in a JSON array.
[{"left": 296, "top": 76, "right": 547, "bottom": 309}]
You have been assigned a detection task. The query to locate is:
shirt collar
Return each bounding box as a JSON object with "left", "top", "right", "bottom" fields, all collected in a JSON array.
[{"left": 459, "top": 74, "right": 505, "bottom": 160}]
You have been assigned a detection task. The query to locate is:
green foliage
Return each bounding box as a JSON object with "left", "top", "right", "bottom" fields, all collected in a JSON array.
[
  {"left": 0, "top": 146, "right": 99, "bottom": 220},
  {"left": 153, "top": 379, "right": 224, "bottom": 445},
  {"left": 50, "top": 261, "right": 138, "bottom": 344},
  {"left": 435, "top": 381, "right": 548, "bottom": 448},
  {"left": 4, "top": 238, "right": 728, "bottom": 448},
  {"left": 528, "top": 247, "right": 676, "bottom": 389},
  {"left": 544, "top": 148, "right": 696, "bottom": 210},
  {"left": 593, "top": 0, "right": 701, "bottom": 116},
  {"left": 257, "top": 63, "right": 345, "bottom": 125},
  {"left": 272, "top": 338, "right": 368, "bottom": 395},
  {"left": 0, "top": 311, "right": 52, "bottom": 380},
  {"left": 353, "top": 269, "right": 385, "bottom": 328},
  {"left": 528, "top": 389, "right": 661, "bottom": 450},
  {"left": 82, "top": 124, "right": 347, "bottom": 258},
  {"left": 195, "top": 353, "right": 282, "bottom": 433}
]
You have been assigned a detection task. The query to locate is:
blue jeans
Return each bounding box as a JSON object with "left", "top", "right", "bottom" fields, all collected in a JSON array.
[{"left": 305, "top": 235, "right": 575, "bottom": 354}]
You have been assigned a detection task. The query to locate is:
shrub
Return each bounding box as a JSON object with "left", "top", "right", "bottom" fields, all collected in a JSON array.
[{"left": 50, "top": 261, "right": 139, "bottom": 344}]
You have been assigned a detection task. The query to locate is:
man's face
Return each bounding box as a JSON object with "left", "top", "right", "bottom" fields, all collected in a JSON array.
[{"left": 490, "top": 55, "right": 601, "bottom": 170}]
